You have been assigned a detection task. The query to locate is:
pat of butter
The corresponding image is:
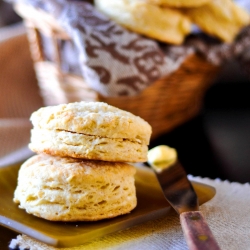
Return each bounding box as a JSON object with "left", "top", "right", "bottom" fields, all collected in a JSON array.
[{"left": 148, "top": 145, "right": 177, "bottom": 173}]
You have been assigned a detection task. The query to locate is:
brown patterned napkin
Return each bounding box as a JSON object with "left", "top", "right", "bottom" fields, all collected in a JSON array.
[
  {"left": 9, "top": 0, "right": 250, "bottom": 97},
  {"left": 13, "top": 0, "right": 193, "bottom": 96}
]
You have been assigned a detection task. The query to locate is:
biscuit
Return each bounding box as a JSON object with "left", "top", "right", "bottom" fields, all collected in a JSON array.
[
  {"left": 29, "top": 101, "right": 152, "bottom": 162},
  {"left": 30, "top": 101, "right": 151, "bottom": 145},
  {"left": 143, "top": 0, "right": 211, "bottom": 8},
  {"left": 13, "top": 154, "right": 137, "bottom": 221},
  {"left": 94, "top": 0, "right": 192, "bottom": 44},
  {"left": 184, "top": 0, "right": 250, "bottom": 42}
]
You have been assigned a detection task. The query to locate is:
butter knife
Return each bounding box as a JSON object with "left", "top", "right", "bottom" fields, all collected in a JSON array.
[{"left": 148, "top": 145, "right": 221, "bottom": 250}]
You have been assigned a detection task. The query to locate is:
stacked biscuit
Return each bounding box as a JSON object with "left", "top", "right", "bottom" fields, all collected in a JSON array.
[
  {"left": 13, "top": 102, "right": 152, "bottom": 221},
  {"left": 94, "top": 0, "right": 250, "bottom": 44}
]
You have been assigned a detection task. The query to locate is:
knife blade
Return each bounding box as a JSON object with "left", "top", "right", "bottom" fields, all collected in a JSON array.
[{"left": 148, "top": 145, "right": 221, "bottom": 250}]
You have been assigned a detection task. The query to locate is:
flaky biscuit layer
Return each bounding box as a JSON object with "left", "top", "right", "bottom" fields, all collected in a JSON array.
[
  {"left": 14, "top": 154, "right": 137, "bottom": 221},
  {"left": 29, "top": 128, "right": 148, "bottom": 162}
]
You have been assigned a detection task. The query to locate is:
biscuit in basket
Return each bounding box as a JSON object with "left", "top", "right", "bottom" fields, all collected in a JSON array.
[
  {"left": 143, "top": 0, "right": 211, "bottom": 8},
  {"left": 184, "top": 0, "right": 250, "bottom": 42},
  {"left": 13, "top": 154, "right": 137, "bottom": 221},
  {"left": 94, "top": 0, "right": 192, "bottom": 44},
  {"left": 29, "top": 101, "right": 152, "bottom": 162}
]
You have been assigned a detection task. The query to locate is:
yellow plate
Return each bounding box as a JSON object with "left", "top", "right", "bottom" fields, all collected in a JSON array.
[{"left": 0, "top": 163, "right": 215, "bottom": 248}]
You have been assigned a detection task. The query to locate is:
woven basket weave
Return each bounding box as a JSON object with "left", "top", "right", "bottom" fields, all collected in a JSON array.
[{"left": 15, "top": 3, "right": 220, "bottom": 140}]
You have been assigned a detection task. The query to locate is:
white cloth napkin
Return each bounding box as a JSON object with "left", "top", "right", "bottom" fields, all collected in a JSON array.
[{"left": 9, "top": 176, "right": 250, "bottom": 250}]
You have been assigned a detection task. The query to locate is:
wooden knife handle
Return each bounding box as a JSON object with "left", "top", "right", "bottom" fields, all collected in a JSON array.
[{"left": 180, "top": 211, "right": 221, "bottom": 250}]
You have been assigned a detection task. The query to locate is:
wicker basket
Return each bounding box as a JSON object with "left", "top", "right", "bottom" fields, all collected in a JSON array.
[{"left": 15, "top": 3, "right": 220, "bottom": 140}]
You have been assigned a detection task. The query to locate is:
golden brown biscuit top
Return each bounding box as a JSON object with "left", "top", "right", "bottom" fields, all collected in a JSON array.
[{"left": 30, "top": 101, "right": 152, "bottom": 145}]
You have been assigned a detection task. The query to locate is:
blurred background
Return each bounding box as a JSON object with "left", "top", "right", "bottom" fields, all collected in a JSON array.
[
  {"left": 150, "top": 61, "right": 250, "bottom": 183},
  {"left": 1, "top": 0, "right": 250, "bottom": 183},
  {"left": 0, "top": 0, "right": 21, "bottom": 27}
]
